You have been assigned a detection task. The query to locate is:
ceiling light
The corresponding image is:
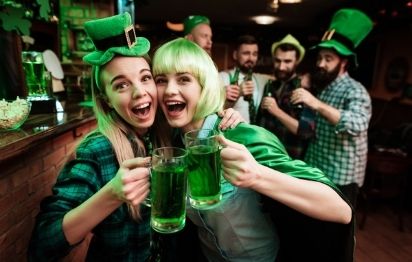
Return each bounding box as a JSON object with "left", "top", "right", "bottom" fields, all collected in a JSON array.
[
  {"left": 166, "top": 21, "right": 183, "bottom": 32},
  {"left": 279, "top": 0, "right": 302, "bottom": 3},
  {"left": 251, "top": 15, "right": 279, "bottom": 25}
]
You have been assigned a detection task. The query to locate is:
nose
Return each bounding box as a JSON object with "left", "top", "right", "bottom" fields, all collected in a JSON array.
[
  {"left": 207, "top": 36, "right": 212, "bottom": 45},
  {"left": 317, "top": 58, "right": 326, "bottom": 68},
  {"left": 279, "top": 62, "right": 287, "bottom": 71},
  {"left": 164, "top": 80, "right": 179, "bottom": 96},
  {"left": 132, "top": 84, "right": 146, "bottom": 98}
]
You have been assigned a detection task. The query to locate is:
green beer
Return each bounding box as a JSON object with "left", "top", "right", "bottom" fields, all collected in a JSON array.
[
  {"left": 22, "top": 51, "right": 48, "bottom": 97},
  {"left": 23, "top": 61, "right": 47, "bottom": 96},
  {"left": 187, "top": 144, "right": 222, "bottom": 209},
  {"left": 151, "top": 161, "right": 187, "bottom": 233}
]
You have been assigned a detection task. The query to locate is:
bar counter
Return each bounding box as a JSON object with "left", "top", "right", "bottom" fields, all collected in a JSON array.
[{"left": 0, "top": 95, "right": 95, "bottom": 162}]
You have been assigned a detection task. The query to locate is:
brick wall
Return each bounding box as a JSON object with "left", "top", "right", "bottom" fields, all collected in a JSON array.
[{"left": 0, "top": 120, "right": 96, "bottom": 261}]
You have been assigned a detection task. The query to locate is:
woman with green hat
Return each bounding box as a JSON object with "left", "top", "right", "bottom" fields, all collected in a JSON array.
[
  {"left": 27, "top": 12, "right": 240, "bottom": 261},
  {"left": 152, "top": 37, "right": 352, "bottom": 261}
]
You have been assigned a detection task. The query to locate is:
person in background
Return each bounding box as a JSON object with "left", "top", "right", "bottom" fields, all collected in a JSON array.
[
  {"left": 152, "top": 38, "right": 353, "bottom": 262},
  {"left": 220, "top": 34, "right": 272, "bottom": 124},
  {"left": 256, "top": 34, "right": 315, "bottom": 159},
  {"left": 183, "top": 15, "right": 213, "bottom": 56},
  {"left": 27, "top": 13, "right": 242, "bottom": 262},
  {"left": 292, "top": 8, "right": 373, "bottom": 207}
]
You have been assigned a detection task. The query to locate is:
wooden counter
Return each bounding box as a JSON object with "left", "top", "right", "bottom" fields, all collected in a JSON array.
[{"left": 0, "top": 96, "right": 95, "bottom": 163}]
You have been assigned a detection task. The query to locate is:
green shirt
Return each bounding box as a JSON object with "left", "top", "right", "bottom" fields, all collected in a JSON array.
[{"left": 28, "top": 132, "right": 151, "bottom": 261}]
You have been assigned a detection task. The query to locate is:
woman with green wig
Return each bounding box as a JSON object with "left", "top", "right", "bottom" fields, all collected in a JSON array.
[{"left": 152, "top": 38, "right": 354, "bottom": 261}]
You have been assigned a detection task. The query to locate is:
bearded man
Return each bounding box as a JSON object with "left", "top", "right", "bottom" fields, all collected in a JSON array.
[
  {"left": 291, "top": 9, "right": 373, "bottom": 207},
  {"left": 256, "top": 34, "right": 315, "bottom": 160},
  {"left": 220, "top": 34, "right": 272, "bottom": 123}
]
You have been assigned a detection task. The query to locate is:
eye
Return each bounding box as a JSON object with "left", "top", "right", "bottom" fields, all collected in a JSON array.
[
  {"left": 177, "top": 75, "right": 192, "bottom": 84},
  {"left": 154, "top": 76, "right": 167, "bottom": 85},
  {"left": 114, "top": 81, "right": 130, "bottom": 91},
  {"left": 142, "top": 73, "right": 153, "bottom": 82}
]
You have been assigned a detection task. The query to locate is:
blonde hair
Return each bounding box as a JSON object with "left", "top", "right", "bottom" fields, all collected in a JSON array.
[
  {"left": 152, "top": 38, "right": 225, "bottom": 120},
  {"left": 89, "top": 55, "right": 170, "bottom": 220}
]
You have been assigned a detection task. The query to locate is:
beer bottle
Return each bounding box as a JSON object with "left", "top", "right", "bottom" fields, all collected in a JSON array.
[
  {"left": 291, "top": 77, "right": 303, "bottom": 110},
  {"left": 230, "top": 68, "right": 240, "bottom": 85},
  {"left": 257, "top": 80, "right": 274, "bottom": 128},
  {"left": 243, "top": 69, "right": 253, "bottom": 101}
]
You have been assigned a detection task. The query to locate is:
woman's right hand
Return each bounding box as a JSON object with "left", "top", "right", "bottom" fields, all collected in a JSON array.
[{"left": 110, "top": 157, "right": 151, "bottom": 206}]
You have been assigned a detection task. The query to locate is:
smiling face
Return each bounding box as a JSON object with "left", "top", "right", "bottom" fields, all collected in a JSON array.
[
  {"left": 155, "top": 72, "right": 202, "bottom": 133},
  {"left": 273, "top": 48, "right": 299, "bottom": 81},
  {"left": 100, "top": 56, "right": 157, "bottom": 135},
  {"left": 233, "top": 43, "right": 258, "bottom": 73}
]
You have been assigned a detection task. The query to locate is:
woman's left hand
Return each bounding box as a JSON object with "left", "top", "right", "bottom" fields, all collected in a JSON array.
[
  {"left": 217, "top": 108, "right": 245, "bottom": 130},
  {"left": 217, "top": 135, "right": 260, "bottom": 188}
]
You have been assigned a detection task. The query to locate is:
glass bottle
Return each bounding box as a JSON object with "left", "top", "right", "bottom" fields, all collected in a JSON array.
[
  {"left": 230, "top": 68, "right": 240, "bottom": 85},
  {"left": 243, "top": 69, "right": 253, "bottom": 101}
]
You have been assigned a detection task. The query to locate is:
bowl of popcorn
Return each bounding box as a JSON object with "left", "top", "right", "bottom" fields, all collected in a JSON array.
[{"left": 0, "top": 98, "right": 31, "bottom": 131}]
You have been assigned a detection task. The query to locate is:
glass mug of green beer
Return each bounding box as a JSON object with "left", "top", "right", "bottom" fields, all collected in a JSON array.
[
  {"left": 184, "top": 129, "right": 222, "bottom": 210},
  {"left": 150, "top": 147, "right": 188, "bottom": 233},
  {"left": 22, "top": 51, "right": 48, "bottom": 97}
]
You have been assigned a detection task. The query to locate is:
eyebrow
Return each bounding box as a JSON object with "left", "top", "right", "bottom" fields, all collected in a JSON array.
[{"left": 110, "top": 68, "right": 151, "bottom": 85}]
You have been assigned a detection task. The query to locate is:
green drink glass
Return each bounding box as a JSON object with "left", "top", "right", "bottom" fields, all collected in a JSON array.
[
  {"left": 22, "top": 51, "right": 47, "bottom": 97},
  {"left": 184, "top": 129, "right": 222, "bottom": 210},
  {"left": 150, "top": 147, "right": 188, "bottom": 234}
]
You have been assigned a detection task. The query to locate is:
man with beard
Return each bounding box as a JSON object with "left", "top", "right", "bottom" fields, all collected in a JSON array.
[
  {"left": 220, "top": 34, "right": 272, "bottom": 123},
  {"left": 183, "top": 15, "right": 213, "bottom": 56},
  {"left": 291, "top": 9, "right": 373, "bottom": 207},
  {"left": 256, "top": 34, "right": 315, "bottom": 159}
]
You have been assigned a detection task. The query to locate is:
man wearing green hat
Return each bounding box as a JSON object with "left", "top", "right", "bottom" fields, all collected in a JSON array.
[
  {"left": 292, "top": 8, "right": 373, "bottom": 207},
  {"left": 256, "top": 34, "right": 315, "bottom": 160},
  {"left": 183, "top": 15, "right": 213, "bottom": 55}
]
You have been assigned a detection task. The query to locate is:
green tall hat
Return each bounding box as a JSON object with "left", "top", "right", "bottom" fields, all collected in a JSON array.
[
  {"left": 313, "top": 8, "right": 373, "bottom": 65},
  {"left": 183, "top": 15, "right": 210, "bottom": 35},
  {"left": 83, "top": 12, "right": 150, "bottom": 66}
]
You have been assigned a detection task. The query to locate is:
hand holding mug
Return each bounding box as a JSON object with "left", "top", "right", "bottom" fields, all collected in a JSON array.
[
  {"left": 110, "top": 157, "right": 151, "bottom": 206},
  {"left": 217, "top": 135, "right": 260, "bottom": 189}
]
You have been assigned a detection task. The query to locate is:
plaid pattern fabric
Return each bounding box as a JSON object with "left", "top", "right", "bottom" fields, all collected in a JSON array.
[
  {"left": 304, "top": 73, "right": 371, "bottom": 186},
  {"left": 28, "top": 132, "right": 151, "bottom": 261},
  {"left": 256, "top": 77, "right": 316, "bottom": 159}
]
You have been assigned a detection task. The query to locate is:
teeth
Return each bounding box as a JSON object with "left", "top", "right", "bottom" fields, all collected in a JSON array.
[
  {"left": 166, "top": 101, "right": 183, "bottom": 106},
  {"left": 136, "top": 103, "right": 149, "bottom": 109}
]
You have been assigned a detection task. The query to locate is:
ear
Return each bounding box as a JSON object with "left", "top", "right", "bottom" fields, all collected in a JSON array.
[
  {"left": 232, "top": 50, "right": 237, "bottom": 61},
  {"left": 340, "top": 58, "right": 349, "bottom": 72},
  {"left": 186, "top": 34, "right": 194, "bottom": 41}
]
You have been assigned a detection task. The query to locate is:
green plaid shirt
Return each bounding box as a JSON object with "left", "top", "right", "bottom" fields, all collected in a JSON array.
[
  {"left": 28, "top": 132, "right": 151, "bottom": 261},
  {"left": 304, "top": 73, "right": 371, "bottom": 187}
]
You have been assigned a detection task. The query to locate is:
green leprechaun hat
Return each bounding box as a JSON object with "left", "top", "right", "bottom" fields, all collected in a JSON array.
[
  {"left": 271, "top": 34, "right": 306, "bottom": 64},
  {"left": 183, "top": 15, "right": 210, "bottom": 35},
  {"left": 83, "top": 12, "right": 150, "bottom": 66},
  {"left": 313, "top": 8, "right": 373, "bottom": 65}
]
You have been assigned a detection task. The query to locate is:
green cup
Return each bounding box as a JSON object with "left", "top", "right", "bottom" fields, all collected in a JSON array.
[
  {"left": 22, "top": 51, "right": 48, "bottom": 97},
  {"left": 184, "top": 129, "right": 222, "bottom": 210},
  {"left": 150, "top": 147, "right": 188, "bottom": 234}
]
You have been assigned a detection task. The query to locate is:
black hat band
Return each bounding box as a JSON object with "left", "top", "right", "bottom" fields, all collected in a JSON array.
[
  {"left": 322, "top": 29, "right": 355, "bottom": 52},
  {"left": 93, "top": 25, "right": 137, "bottom": 51}
]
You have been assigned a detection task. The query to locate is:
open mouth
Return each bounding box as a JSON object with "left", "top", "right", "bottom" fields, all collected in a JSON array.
[
  {"left": 132, "top": 102, "right": 151, "bottom": 117},
  {"left": 166, "top": 101, "right": 186, "bottom": 113}
]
